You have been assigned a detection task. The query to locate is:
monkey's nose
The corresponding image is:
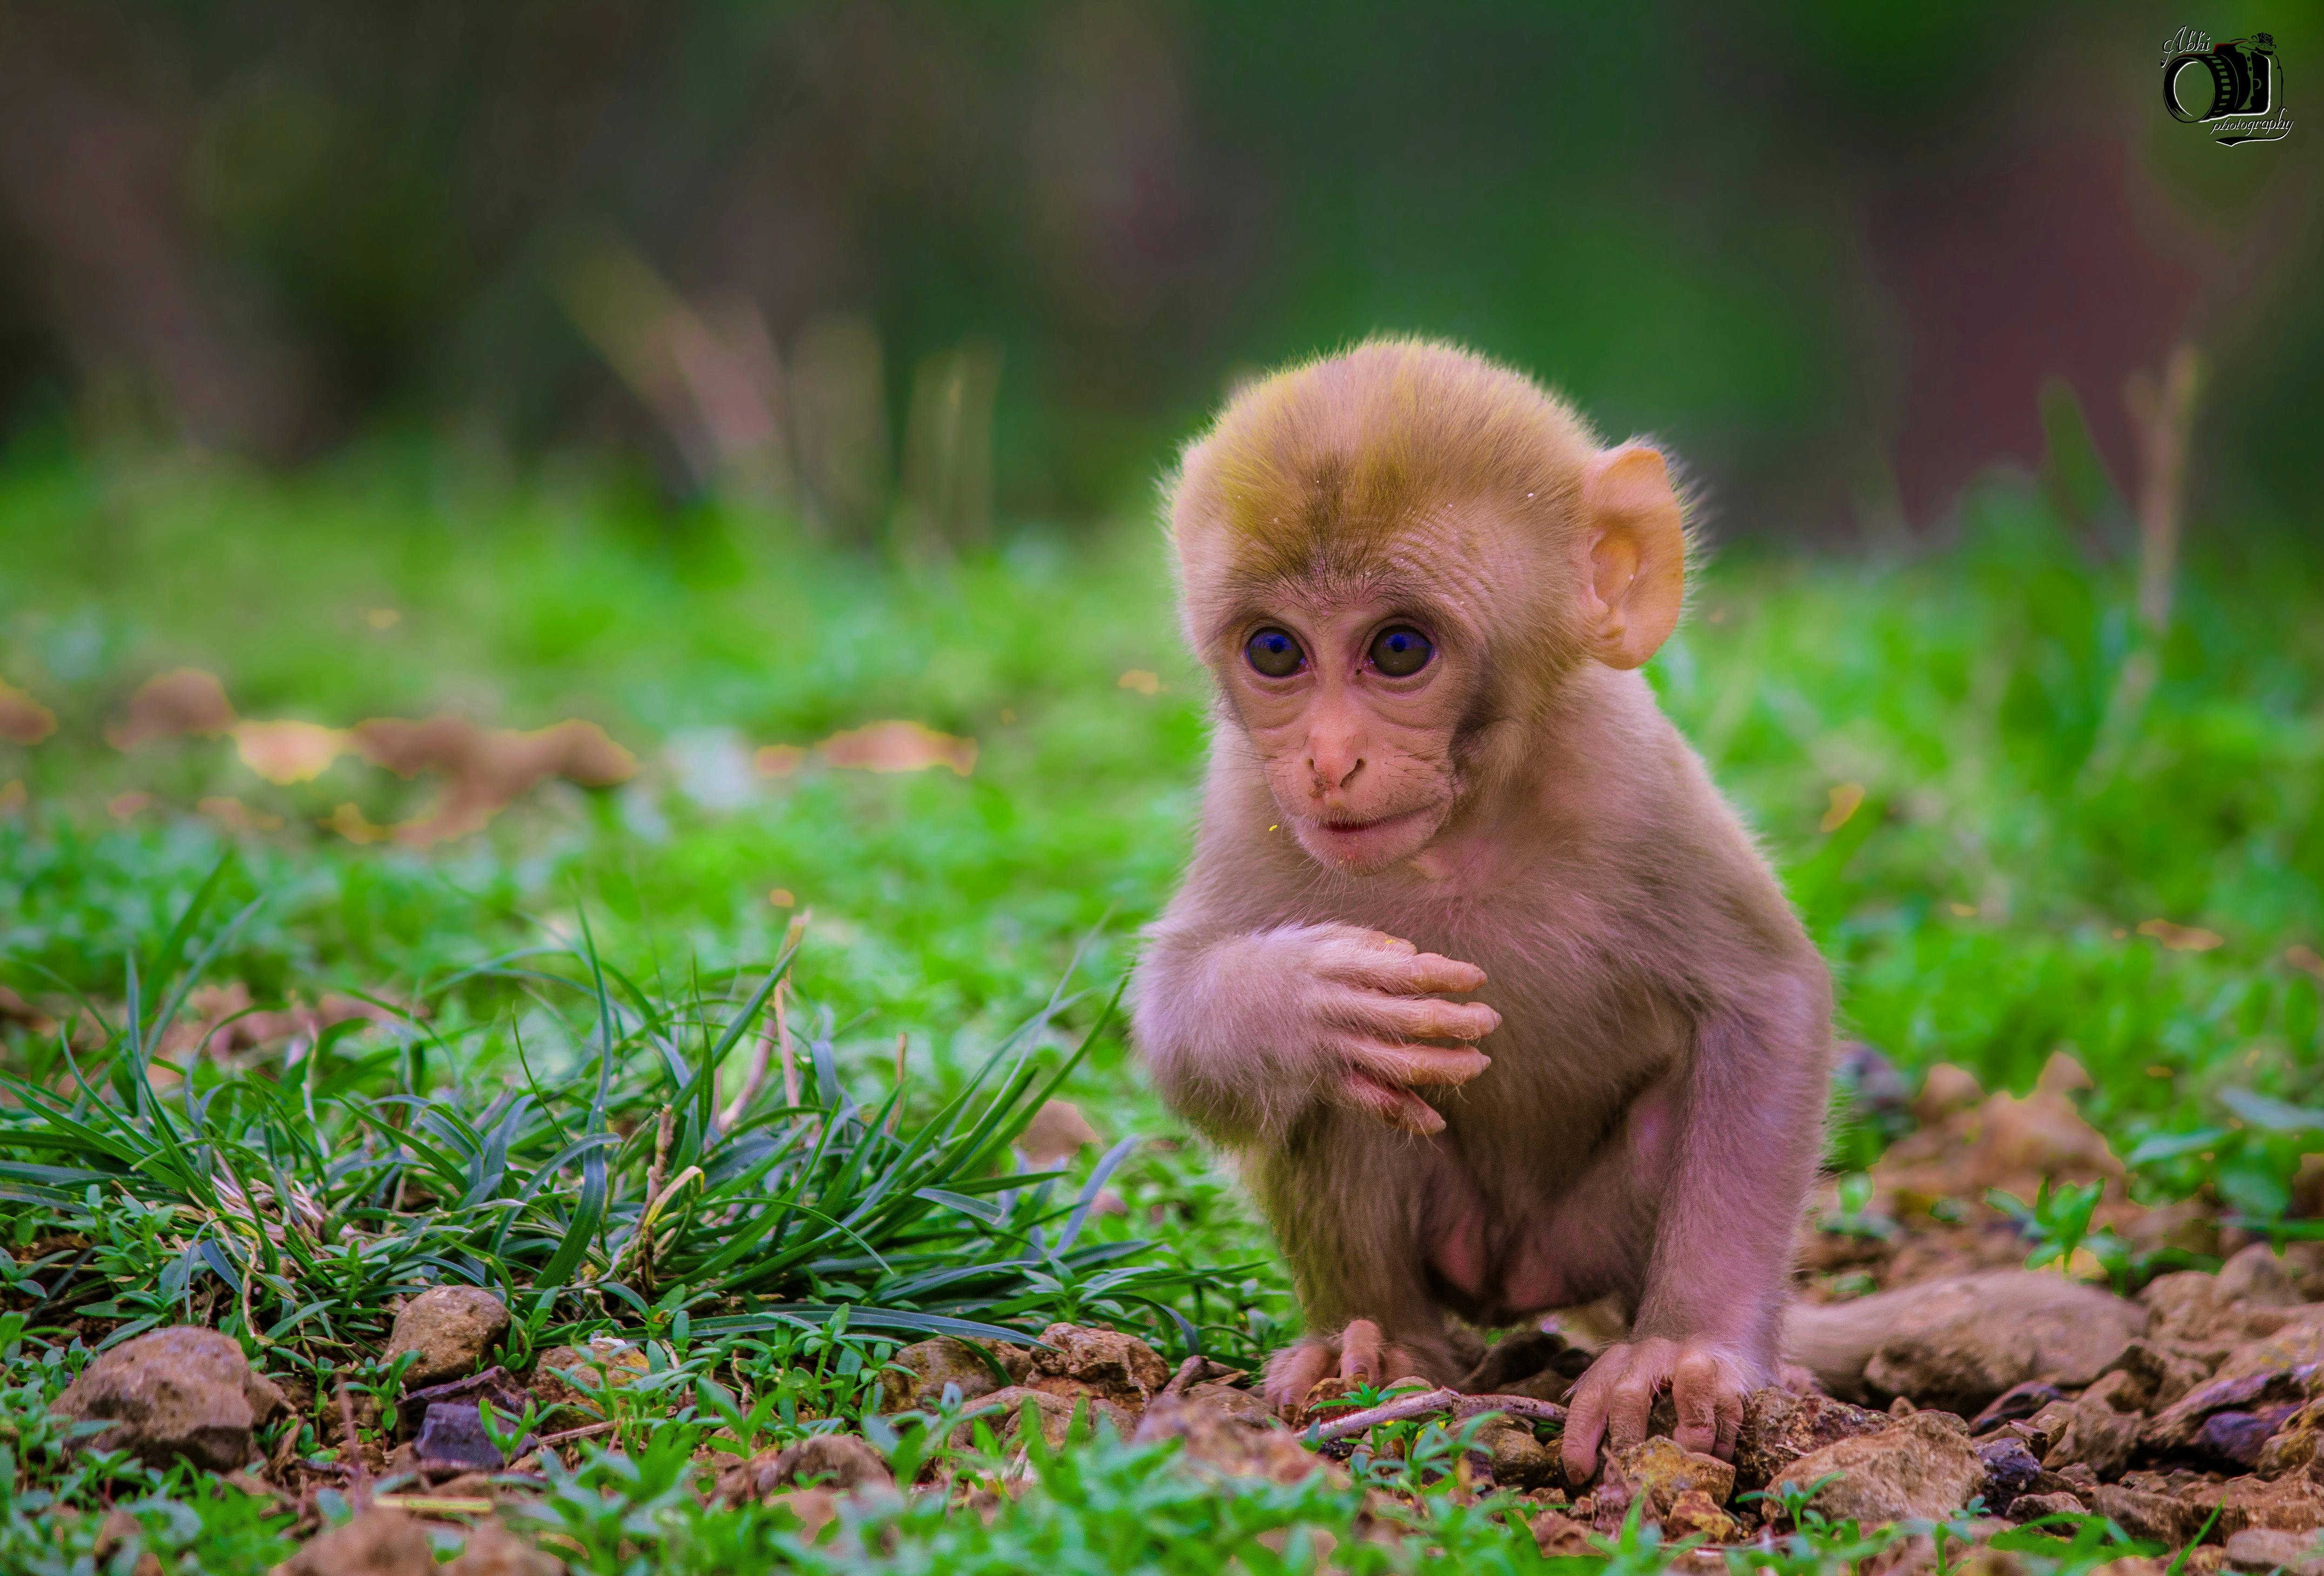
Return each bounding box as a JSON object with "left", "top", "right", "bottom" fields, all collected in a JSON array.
[{"left": 1307, "top": 753, "right": 1364, "bottom": 793}]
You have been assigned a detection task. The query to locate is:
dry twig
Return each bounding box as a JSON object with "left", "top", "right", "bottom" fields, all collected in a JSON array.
[{"left": 1308, "top": 1387, "right": 1567, "bottom": 1443}]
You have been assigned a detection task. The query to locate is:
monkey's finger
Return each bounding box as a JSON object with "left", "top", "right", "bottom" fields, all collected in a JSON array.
[
  {"left": 1343, "top": 1038, "right": 1490, "bottom": 1088},
  {"left": 1400, "top": 952, "right": 1489, "bottom": 994},
  {"left": 1343, "top": 1073, "right": 1445, "bottom": 1134},
  {"left": 1338, "top": 1320, "right": 1385, "bottom": 1385},
  {"left": 1670, "top": 1349, "right": 1728, "bottom": 1458},
  {"left": 1263, "top": 1341, "right": 1337, "bottom": 1413},
  {"left": 1349, "top": 993, "right": 1502, "bottom": 1042},
  {"left": 1605, "top": 1339, "right": 1668, "bottom": 1457},
  {"left": 1321, "top": 943, "right": 1483, "bottom": 995},
  {"left": 1560, "top": 1356, "right": 1623, "bottom": 1486}
]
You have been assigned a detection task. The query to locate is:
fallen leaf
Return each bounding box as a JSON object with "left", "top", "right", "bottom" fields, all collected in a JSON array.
[
  {"left": 2288, "top": 945, "right": 2324, "bottom": 982},
  {"left": 819, "top": 721, "right": 976, "bottom": 777},
  {"left": 1820, "top": 782, "right": 1866, "bottom": 833},
  {"left": 109, "top": 669, "right": 235, "bottom": 749},
  {"left": 199, "top": 797, "right": 285, "bottom": 833},
  {"left": 2137, "top": 918, "right": 2224, "bottom": 952},
  {"left": 322, "top": 802, "right": 392, "bottom": 844},
  {"left": 107, "top": 790, "right": 154, "bottom": 820},
  {"left": 768, "top": 888, "right": 796, "bottom": 908},
  {"left": 1118, "top": 670, "right": 1165, "bottom": 696},
  {"left": 364, "top": 608, "right": 401, "bottom": 630},
  {"left": 233, "top": 720, "right": 349, "bottom": 784},
  {"left": 0, "top": 679, "right": 57, "bottom": 745},
  {"left": 1018, "top": 1099, "right": 1101, "bottom": 1167},
  {"left": 754, "top": 744, "right": 805, "bottom": 777},
  {"left": 352, "top": 715, "right": 637, "bottom": 845}
]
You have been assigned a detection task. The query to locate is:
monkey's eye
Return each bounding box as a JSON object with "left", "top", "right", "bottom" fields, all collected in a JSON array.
[
  {"left": 1244, "top": 627, "right": 1306, "bottom": 678},
  {"left": 1368, "top": 625, "right": 1434, "bottom": 677}
]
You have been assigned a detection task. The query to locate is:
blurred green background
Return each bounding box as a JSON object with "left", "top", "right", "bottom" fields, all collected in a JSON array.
[{"left": 0, "top": 1, "right": 2319, "bottom": 530}]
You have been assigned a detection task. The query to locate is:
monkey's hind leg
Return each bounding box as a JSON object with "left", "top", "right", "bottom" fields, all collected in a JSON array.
[{"left": 1251, "top": 1129, "right": 1470, "bottom": 1412}]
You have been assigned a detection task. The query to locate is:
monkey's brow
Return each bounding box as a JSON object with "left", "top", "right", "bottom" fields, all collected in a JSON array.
[{"left": 1214, "top": 557, "right": 1450, "bottom": 619}]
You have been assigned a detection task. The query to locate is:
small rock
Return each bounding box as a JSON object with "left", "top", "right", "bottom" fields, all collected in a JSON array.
[
  {"left": 383, "top": 1285, "right": 510, "bottom": 1388},
  {"left": 2145, "top": 1367, "right": 2318, "bottom": 1453},
  {"left": 2091, "top": 1484, "right": 2200, "bottom": 1548},
  {"left": 768, "top": 1488, "right": 840, "bottom": 1540},
  {"left": 273, "top": 1509, "right": 434, "bottom": 1576},
  {"left": 1602, "top": 1436, "right": 1736, "bottom": 1515},
  {"left": 2144, "top": 1273, "right": 2291, "bottom": 1353},
  {"left": 447, "top": 1520, "right": 565, "bottom": 1576},
  {"left": 1662, "top": 1488, "right": 1741, "bottom": 1542},
  {"left": 2090, "top": 1559, "right": 2170, "bottom": 1576},
  {"left": 879, "top": 1337, "right": 1029, "bottom": 1411},
  {"left": 1911, "top": 1064, "right": 1986, "bottom": 1124},
  {"left": 2185, "top": 1473, "right": 2324, "bottom": 1538},
  {"left": 1017, "top": 1100, "right": 1101, "bottom": 1167},
  {"left": 1132, "top": 1393, "right": 1321, "bottom": 1484},
  {"left": 715, "top": 1432, "right": 895, "bottom": 1504},
  {"left": 2044, "top": 1368, "right": 2145, "bottom": 1481},
  {"left": 1777, "top": 1410, "right": 1987, "bottom": 1524},
  {"left": 1532, "top": 1509, "right": 1598, "bottom": 1555},
  {"left": 1026, "top": 1324, "right": 1170, "bottom": 1409},
  {"left": 528, "top": 1338, "right": 648, "bottom": 1421},
  {"left": 949, "top": 1385, "right": 1135, "bottom": 1449},
  {"left": 2008, "top": 1491, "right": 2090, "bottom": 1522},
  {"left": 1860, "top": 1272, "right": 2144, "bottom": 1415},
  {"left": 1734, "top": 1388, "right": 1891, "bottom": 1491},
  {"left": 2219, "top": 1247, "right": 2306, "bottom": 1310},
  {"left": 2199, "top": 1406, "right": 2306, "bottom": 1471},
  {"left": 1977, "top": 1437, "right": 2045, "bottom": 1515},
  {"left": 394, "top": 1366, "right": 529, "bottom": 1435},
  {"left": 2215, "top": 1314, "right": 2324, "bottom": 1387},
  {"left": 1182, "top": 1380, "right": 1273, "bottom": 1426},
  {"left": 2103, "top": 1341, "right": 2212, "bottom": 1414},
  {"left": 1474, "top": 1418, "right": 1558, "bottom": 1491},
  {"left": 2257, "top": 1399, "right": 2324, "bottom": 1479},
  {"left": 1973, "top": 1381, "right": 2072, "bottom": 1435},
  {"left": 2222, "top": 1527, "right": 2324, "bottom": 1575},
  {"left": 414, "top": 1402, "right": 515, "bottom": 1472},
  {"left": 53, "top": 1326, "right": 288, "bottom": 1472}
]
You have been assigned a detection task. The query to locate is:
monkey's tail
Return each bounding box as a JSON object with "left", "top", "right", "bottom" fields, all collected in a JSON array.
[{"left": 1779, "top": 1269, "right": 2141, "bottom": 1402}]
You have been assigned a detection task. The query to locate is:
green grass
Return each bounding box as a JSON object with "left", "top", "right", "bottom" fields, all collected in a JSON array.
[{"left": 1, "top": 443, "right": 2320, "bottom": 1572}]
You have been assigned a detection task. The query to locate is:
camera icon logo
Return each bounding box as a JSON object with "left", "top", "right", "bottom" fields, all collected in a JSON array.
[{"left": 2161, "top": 28, "right": 2292, "bottom": 145}]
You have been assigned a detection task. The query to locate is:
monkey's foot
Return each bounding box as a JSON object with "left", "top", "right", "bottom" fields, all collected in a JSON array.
[
  {"left": 1560, "top": 1337, "right": 1749, "bottom": 1485},
  {"left": 1261, "top": 1319, "right": 1427, "bottom": 1415}
]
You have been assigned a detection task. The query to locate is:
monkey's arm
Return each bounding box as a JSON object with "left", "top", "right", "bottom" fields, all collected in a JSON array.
[
  {"left": 1561, "top": 968, "right": 1831, "bottom": 1479},
  {"left": 1131, "top": 914, "right": 1499, "bottom": 1148}
]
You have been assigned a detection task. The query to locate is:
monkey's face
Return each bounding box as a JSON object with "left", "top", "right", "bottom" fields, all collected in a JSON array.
[{"left": 1215, "top": 590, "right": 1475, "bottom": 875}]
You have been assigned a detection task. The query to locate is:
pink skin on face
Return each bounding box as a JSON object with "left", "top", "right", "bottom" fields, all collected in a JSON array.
[{"left": 1222, "top": 602, "right": 1460, "bottom": 876}]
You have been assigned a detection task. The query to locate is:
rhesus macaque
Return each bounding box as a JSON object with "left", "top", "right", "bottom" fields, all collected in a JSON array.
[{"left": 1131, "top": 339, "right": 1831, "bottom": 1483}]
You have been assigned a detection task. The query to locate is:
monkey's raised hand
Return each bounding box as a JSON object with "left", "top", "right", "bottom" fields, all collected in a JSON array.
[
  {"left": 1264, "top": 923, "right": 1498, "bottom": 1135},
  {"left": 1559, "top": 1337, "right": 1748, "bottom": 1483}
]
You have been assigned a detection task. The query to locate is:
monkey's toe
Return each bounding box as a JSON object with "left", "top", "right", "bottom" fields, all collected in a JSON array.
[
  {"left": 1560, "top": 1338, "right": 1749, "bottom": 1485},
  {"left": 1261, "top": 1319, "right": 1425, "bottom": 1414}
]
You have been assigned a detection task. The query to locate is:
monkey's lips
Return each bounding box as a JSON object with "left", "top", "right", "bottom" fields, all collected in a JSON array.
[{"left": 1295, "top": 806, "right": 1442, "bottom": 872}]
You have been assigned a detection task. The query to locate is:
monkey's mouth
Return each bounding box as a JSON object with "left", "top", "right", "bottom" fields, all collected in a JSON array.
[{"left": 1298, "top": 806, "right": 1438, "bottom": 868}]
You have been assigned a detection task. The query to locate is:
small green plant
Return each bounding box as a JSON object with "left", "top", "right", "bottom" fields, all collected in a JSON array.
[
  {"left": 1819, "top": 1172, "right": 1896, "bottom": 1240},
  {"left": 1989, "top": 1178, "right": 2132, "bottom": 1289}
]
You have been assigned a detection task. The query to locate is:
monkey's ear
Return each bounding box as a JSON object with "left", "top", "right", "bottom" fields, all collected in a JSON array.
[{"left": 1574, "top": 443, "right": 1686, "bottom": 669}]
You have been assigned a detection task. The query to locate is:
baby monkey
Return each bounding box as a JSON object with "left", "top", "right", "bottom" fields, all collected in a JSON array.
[{"left": 1132, "top": 339, "right": 1831, "bottom": 1483}]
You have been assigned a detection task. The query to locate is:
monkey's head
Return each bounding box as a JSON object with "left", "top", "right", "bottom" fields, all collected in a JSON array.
[{"left": 1168, "top": 338, "right": 1688, "bottom": 875}]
